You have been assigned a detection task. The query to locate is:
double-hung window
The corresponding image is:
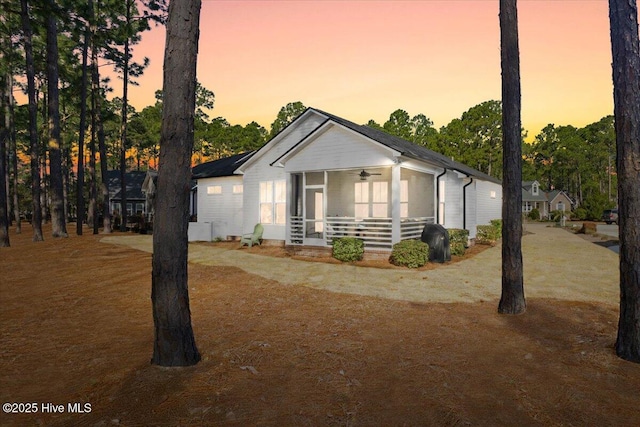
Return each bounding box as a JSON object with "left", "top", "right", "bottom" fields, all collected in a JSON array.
[
  {"left": 207, "top": 185, "right": 222, "bottom": 195},
  {"left": 260, "top": 180, "right": 286, "bottom": 225},
  {"left": 371, "top": 182, "right": 388, "bottom": 217},
  {"left": 354, "top": 181, "right": 389, "bottom": 218},
  {"left": 354, "top": 182, "right": 369, "bottom": 219},
  {"left": 400, "top": 180, "right": 408, "bottom": 218}
]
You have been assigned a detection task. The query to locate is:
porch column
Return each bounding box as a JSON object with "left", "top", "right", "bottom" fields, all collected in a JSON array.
[
  {"left": 391, "top": 163, "right": 401, "bottom": 244},
  {"left": 285, "top": 173, "right": 292, "bottom": 244}
]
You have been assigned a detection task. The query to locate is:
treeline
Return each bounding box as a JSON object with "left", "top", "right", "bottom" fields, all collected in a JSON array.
[
  {"left": 274, "top": 101, "right": 616, "bottom": 219},
  {"left": 1, "top": 0, "right": 271, "bottom": 237},
  {"left": 0, "top": 0, "right": 616, "bottom": 240},
  {"left": 366, "top": 102, "right": 617, "bottom": 219},
  {"left": 1, "top": 0, "right": 172, "bottom": 237},
  {"left": 3, "top": 89, "right": 617, "bottom": 235}
]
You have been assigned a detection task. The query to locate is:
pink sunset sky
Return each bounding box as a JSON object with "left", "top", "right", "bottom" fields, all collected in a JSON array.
[{"left": 124, "top": 0, "right": 614, "bottom": 139}]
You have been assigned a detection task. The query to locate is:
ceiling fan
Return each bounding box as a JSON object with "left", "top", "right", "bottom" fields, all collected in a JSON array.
[{"left": 353, "top": 169, "right": 382, "bottom": 181}]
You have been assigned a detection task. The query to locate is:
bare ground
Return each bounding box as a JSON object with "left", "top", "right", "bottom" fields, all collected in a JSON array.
[{"left": 1, "top": 224, "right": 638, "bottom": 426}]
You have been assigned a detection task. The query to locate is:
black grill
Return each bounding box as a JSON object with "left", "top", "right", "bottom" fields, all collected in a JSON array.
[{"left": 420, "top": 224, "right": 451, "bottom": 263}]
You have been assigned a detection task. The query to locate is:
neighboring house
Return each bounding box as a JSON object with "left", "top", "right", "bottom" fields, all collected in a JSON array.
[
  {"left": 192, "top": 108, "right": 503, "bottom": 250},
  {"left": 522, "top": 180, "right": 572, "bottom": 219},
  {"left": 106, "top": 170, "right": 149, "bottom": 218},
  {"left": 522, "top": 180, "right": 549, "bottom": 218},
  {"left": 141, "top": 170, "right": 158, "bottom": 222},
  {"left": 547, "top": 190, "right": 573, "bottom": 214},
  {"left": 109, "top": 169, "right": 196, "bottom": 229},
  {"left": 190, "top": 152, "right": 254, "bottom": 241}
]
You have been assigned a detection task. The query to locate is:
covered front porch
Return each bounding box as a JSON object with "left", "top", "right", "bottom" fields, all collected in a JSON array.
[{"left": 287, "top": 167, "right": 436, "bottom": 250}]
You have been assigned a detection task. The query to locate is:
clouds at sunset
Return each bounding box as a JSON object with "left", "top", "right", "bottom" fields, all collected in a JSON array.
[{"left": 124, "top": 0, "right": 613, "bottom": 138}]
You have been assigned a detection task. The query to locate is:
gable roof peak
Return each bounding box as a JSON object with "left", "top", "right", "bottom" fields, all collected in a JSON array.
[{"left": 305, "top": 108, "right": 501, "bottom": 184}]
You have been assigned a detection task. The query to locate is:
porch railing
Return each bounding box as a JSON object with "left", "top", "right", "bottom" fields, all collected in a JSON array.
[
  {"left": 400, "top": 217, "right": 435, "bottom": 240},
  {"left": 290, "top": 216, "right": 304, "bottom": 244},
  {"left": 326, "top": 217, "right": 393, "bottom": 250},
  {"left": 289, "top": 216, "right": 436, "bottom": 250}
]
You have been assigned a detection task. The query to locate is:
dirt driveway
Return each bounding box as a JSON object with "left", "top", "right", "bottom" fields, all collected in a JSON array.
[{"left": 1, "top": 223, "right": 637, "bottom": 427}]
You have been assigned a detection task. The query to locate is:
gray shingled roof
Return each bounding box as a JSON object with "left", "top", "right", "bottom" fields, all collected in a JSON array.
[
  {"left": 521, "top": 180, "right": 554, "bottom": 202},
  {"left": 106, "top": 170, "right": 148, "bottom": 201},
  {"left": 521, "top": 189, "right": 548, "bottom": 202},
  {"left": 547, "top": 190, "right": 573, "bottom": 206},
  {"left": 191, "top": 151, "right": 254, "bottom": 179},
  {"left": 308, "top": 108, "right": 502, "bottom": 184}
]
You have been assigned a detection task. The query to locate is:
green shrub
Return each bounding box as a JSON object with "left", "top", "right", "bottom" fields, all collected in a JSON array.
[
  {"left": 572, "top": 207, "right": 587, "bottom": 221},
  {"left": 476, "top": 225, "right": 501, "bottom": 245},
  {"left": 550, "top": 210, "right": 566, "bottom": 222},
  {"left": 389, "top": 239, "right": 429, "bottom": 268},
  {"left": 447, "top": 228, "right": 469, "bottom": 256},
  {"left": 450, "top": 241, "right": 466, "bottom": 257},
  {"left": 528, "top": 208, "right": 540, "bottom": 221},
  {"left": 489, "top": 219, "right": 502, "bottom": 239},
  {"left": 332, "top": 237, "right": 364, "bottom": 262},
  {"left": 582, "top": 193, "right": 613, "bottom": 221},
  {"left": 447, "top": 228, "right": 469, "bottom": 246}
]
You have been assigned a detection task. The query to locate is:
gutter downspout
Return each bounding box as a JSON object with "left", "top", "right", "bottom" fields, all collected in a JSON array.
[
  {"left": 463, "top": 176, "right": 474, "bottom": 230},
  {"left": 436, "top": 168, "right": 447, "bottom": 224}
]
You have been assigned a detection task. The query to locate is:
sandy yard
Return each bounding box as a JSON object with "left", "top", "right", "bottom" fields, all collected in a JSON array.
[{"left": 1, "top": 223, "right": 638, "bottom": 426}]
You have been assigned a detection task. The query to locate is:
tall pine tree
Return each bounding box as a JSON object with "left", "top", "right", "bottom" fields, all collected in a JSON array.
[
  {"left": 609, "top": 0, "right": 640, "bottom": 363},
  {"left": 498, "top": 0, "right": 525, "bottom": 314},
  {"left": 151, "top": 0, "right": 201, "bottom": 367}
]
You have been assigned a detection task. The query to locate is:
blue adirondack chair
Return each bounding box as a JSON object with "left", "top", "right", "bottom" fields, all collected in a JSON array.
[{"left": 240, "top": 223, "right": 264, "bottom": 247}]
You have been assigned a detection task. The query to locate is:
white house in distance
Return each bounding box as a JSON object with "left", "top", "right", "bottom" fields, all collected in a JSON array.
[{"left": 191, "top": 108, "right": 502, "bottom": 251}]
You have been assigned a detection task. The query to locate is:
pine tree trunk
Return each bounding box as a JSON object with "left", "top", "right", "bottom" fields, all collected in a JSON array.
[
  {"left": 76, "top": 29, "right": 90, "bottom": 235},
  {"left": 41, "top": 153, "right": 47, "bottom": 223},
  {"left": 10, "top": 73, "right": 21, "bottom": 234},
  {"left": 609, "top": 0, "right": 640, "bottom": 363},
  {"left": 119, "top": 1, "right": 131, "bottom": 233},
  {"left": 90, "top": 110, "right": 98, "bottom": 235},
  {"left": 45, "top": 5, "right": 67, "bottom": 238},
  {"left": 62, "top": 144, "right": 69, "bottom": 222},
  {"left": 498, "top": 0, "right": 525, "bottom": 314},
  {"left": 151, "top": 0, "right": 202, "bottom": 367},
  {"left": 20, "top": 0, "right": 43, "bottom": 242},
  {"left": 0, "top": 69, "right": 9, "bottom": 247},
  {"left": 90, "top": 24, "right": 112, "bottom": 234},
  {"left": 2, "top": 89, "right": 8, "bottom": 230}
]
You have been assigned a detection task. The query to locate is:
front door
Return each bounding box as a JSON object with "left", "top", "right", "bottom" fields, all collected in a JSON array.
[{"left": 304, "top": 187, "right": 325, "bottom": 245}]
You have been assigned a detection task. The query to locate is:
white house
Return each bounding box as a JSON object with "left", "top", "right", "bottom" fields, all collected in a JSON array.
[
  {"left": 189, "top": 151, "right": 254, "bottom": 241},
  {"left": 193, "top": 108, "right": 502, "bottom": 249}
]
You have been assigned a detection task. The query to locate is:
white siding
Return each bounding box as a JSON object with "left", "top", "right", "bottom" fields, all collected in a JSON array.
[
  {"left": 242, "top": 112, "right": 327, "bottom": 240},
  {"left": 284, "top": 125, "right": 396, "bottom": 172},
  {"left": 465, "top": 180, "right": 478, "bottom": 239},
  {"left": 444, "top": 171, "right": 464, "bottom": 230},
  {"left": 196, "top": 175, "right": 244, "bottom": 239},
  {"left": 400, "top": 159, "right": 441, "bottom": 176},
  {"left": 239, "top": 107, "right": 504, "bottom": 246},
  {"left": 475, "top": 180, "right": 502, "bottom": 226}
]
